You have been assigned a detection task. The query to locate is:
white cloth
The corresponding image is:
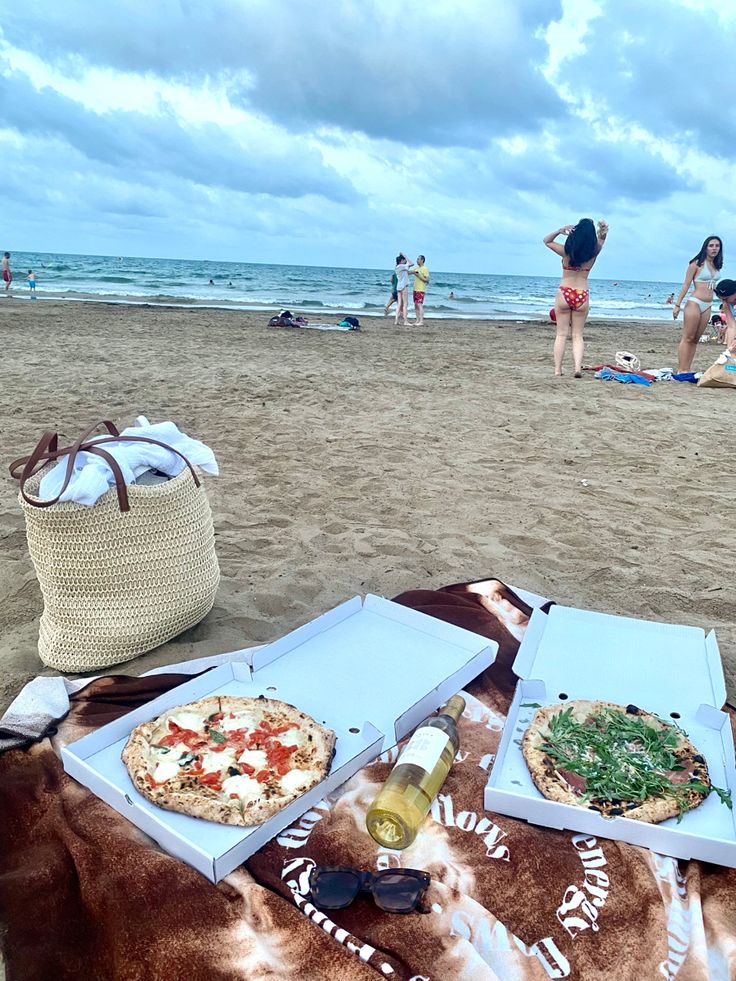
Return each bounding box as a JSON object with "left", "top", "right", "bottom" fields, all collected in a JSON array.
[
  {"left": 38, "top": 419, "right": 218, "bottom": 506},
  {"left": 395, "top": 262, "right": 411, "bottom": 290},
  {"left": 0, "top": 646, "right": 261, "bottom": 753}
]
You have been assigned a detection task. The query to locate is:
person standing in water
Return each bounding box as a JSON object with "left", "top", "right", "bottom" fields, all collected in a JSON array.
[
  {"left": 27, "top": 270, "right": 37, "bottom": 298},
  {"left": 672, "top": 236, "right": 723, "bottom": 372},
  {"left": 2, "top": 252, "right": 12, "bottom": 294},
  {"left": 543, "top": 219, "right": 608, "bottom": 377},
  {"left": 384, "top": 269, "right": 398, "bottom": 316}
]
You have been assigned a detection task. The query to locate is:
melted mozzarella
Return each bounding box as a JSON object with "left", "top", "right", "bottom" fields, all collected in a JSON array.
[
  {"left": 201, "top": 749, "right": 237, "bottom": 773},
  {"left": 221, "top": 712, "right": 258, "bottom": 732},
  {"left": 168, "top": 711, "right": 205, "bottom": 732},
  {"left": 238, "top": 749, "right": 268, "bottom": 770},
  {"left": 152, "top": 760, "right": 181, "bottom": 783},
  {"left": 222, "top": 774, "right": 261, "bottom": 799},
  {"left": 278, "top": 728, "right": 307, "bottom": 749},
  {"left": 279, "top": 768, "right": 318, "bottom": 795},
  {"left": 150, "top": 741, "right": 189, "bottom": 761}
]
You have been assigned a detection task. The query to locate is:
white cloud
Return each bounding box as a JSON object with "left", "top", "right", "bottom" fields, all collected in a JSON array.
[{"left": 1, "top": 1, "right": 735, "bottom": 278}]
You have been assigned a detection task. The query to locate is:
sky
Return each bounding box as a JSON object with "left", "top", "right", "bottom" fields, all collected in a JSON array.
[{"left": 1, "top": 0, "right": 735, "bottom": 279}]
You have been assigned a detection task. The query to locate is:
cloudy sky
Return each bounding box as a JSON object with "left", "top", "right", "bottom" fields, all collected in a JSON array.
[{"left": 1, "top": 0, "right": 735, "bottom": 279}]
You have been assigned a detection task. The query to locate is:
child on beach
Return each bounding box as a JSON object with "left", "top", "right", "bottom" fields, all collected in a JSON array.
[
  {"left": 543, "top": 219, "right": 608, "bottom": 377},
  {"left": 384, "top": 270, "right": 398, "bottom": 316},
  {"left": 27, "top": 270, "right": 36, "bottom": 298},
  {"left": 2, "top": 252, "right": 11, "bottom": 294}
]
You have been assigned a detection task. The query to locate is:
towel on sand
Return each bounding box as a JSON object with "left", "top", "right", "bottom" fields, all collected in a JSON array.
[{"left": 1, "top": 578, "right": 735, "bottom": 980}]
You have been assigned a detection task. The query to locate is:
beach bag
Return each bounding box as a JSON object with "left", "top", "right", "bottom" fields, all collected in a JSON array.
[
  {"left": 615, "top": 351, "right": 641, "bottom": 372},
  {"left": 697, "top": 350, "right": 736, "bottom": 389},
  {"left": 9, "top": 421, "right": 220, "bottom": 672}
]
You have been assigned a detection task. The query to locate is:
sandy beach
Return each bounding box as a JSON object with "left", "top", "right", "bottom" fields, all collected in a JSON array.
[{"left": 1, "top": 299, "right": 733, "bottom": 713}]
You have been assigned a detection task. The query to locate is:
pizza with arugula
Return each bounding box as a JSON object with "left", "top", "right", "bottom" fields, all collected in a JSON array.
[
  {"left": 122, "top": 695, "right": 336, "bottom": 826},
  {"left": 522, "top": 700, "right": 732, "bottom": 823}
]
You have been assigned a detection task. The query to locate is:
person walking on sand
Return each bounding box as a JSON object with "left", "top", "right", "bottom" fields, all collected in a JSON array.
[
  {"left": 384, "top": 269, "right": 398, "bottom": 316},
  {"left": 672, "top": 235, "right": 723, "bottom": 372},
  {"left": 409, "top": 255, "right": 430, "bottom": 325},
  {"left": 543, "top": 218, "right": 608, "bottom": 377},
  {"left": 2, "top": 253, "right": 12, "bottom": 295},
  {"left": 394, "top": 253, "right": 411, "bottom": 326},
  {"left": 27, "top": 270, "right": 36, "bottom": 298}
]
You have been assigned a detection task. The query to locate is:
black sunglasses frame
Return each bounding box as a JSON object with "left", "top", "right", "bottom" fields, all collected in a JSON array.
[{"left": 308, "top": 866, "right": 431, "bottom": 913}]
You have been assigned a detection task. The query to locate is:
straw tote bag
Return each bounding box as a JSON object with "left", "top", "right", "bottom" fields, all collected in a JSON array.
[{"left": 10, "top": 421, "right": 220, "bottom": 672}]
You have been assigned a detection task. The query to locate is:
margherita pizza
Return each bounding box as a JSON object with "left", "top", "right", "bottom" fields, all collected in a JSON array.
[
  {"left": 122, "top": 695, "right": 336, "bottom": 826},
  {"left": 522, "top": 700, "right": 731, "bottom": 824}
]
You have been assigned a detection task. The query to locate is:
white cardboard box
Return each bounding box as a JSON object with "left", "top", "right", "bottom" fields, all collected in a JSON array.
[
  {"left": 484, "top": 605, "right": 736, "bottom": 866},
  {"left": 62, "top": 594, "right": 497, "bottom": 881}
]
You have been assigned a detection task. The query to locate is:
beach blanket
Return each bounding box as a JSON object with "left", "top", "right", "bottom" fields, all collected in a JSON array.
[
  {"left": 1, "top": 578, "right": 735, "bottom": 980},
  {"left": 594, "top": 367, "right": 654, "bottom": 386}
]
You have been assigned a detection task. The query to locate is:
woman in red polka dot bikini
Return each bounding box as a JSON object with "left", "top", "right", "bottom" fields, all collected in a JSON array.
[{"left": 543, "top": 218, "right": 608, "bottom": 377}]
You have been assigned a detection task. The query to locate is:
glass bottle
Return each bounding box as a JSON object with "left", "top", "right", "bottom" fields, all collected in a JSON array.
[{"left": 366, "top": 694, "right": 465, "bottom": 849}]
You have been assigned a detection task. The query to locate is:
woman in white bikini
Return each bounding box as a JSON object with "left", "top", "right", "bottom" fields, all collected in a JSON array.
[
  {"left": 673, "top": 236, "right": 723, "bottom": 372},
  {"left": 543, "top": 218, "right": 608, "bottom": 377}
]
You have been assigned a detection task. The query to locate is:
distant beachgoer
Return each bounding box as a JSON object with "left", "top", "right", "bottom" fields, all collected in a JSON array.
[
  {"left": 384, "top": 270, "right": 398, "bottom": 316},
  {"left": 208, "top": 278, "right": 214, "bottom": 285},
  {"left": 2, "top": 252, "right": 12, "bottom": 294},
  {"left": 394, "top": 253, "right": 411, "bottom": 326},
  {"left": 449, "top": 290, "right": 455, "bottom": 300},
  {"left": 543, "top": 218, "right": 608, "bottom": 377},
  {"left": 27, "top": 270, "right": 36, "bottom": 298},
  {"left": 672, "top": 235, "right": 723, "bottom": 372},
  {"left": 409, "top": 255, "right": 429, "bottom": 326},
  {"left": 666, "top": 293, "right": 675, "bottom": 304},
  {"left": 715, "top": 280, "right": 736, "bottom": 350},
  {"left": 228, "top": 281, "right": 233, "bottom": 287}
]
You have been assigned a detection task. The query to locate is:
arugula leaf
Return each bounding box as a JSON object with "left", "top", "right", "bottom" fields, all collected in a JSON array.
[
  {"left": 713, "top": 786, "right": 733, "bottom": 809},
  {"left": 536, "top": 705, "right": 728, "bottom": 814},
  {"left": 521, "top": 702, "right": 542, "bottom": 709}
]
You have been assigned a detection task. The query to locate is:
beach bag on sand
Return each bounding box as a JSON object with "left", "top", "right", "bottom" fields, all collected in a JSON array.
[
  {"left": 9, "top": 421, "right": 220, "bottom": 672},
  {"left": 697, "top": 350, "right": 736, "bottom": 389}
]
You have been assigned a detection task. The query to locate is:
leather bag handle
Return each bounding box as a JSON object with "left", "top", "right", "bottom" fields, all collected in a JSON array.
[{"left": 9, "top": 422, "right": 201, "bottom": 513}]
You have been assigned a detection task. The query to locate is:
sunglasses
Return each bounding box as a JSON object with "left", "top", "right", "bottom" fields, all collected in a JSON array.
[{"left": 308, "top": 866, "right": 431, "bottom": 914}]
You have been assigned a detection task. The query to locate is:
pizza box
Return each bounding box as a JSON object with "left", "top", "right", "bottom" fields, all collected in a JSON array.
[
  {"left": 484, "top": 605, "right": 736, "bottom": 867},
  {"left": 62, "top": 594, "right": 497, "bottom": 882}
]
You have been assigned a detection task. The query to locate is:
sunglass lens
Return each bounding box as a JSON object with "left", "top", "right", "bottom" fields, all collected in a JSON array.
[
  {"left": 374, "top": 873, "right": 424, "bottom": 912},
  {"left": 311, "top": 870, "right": 361, "bottom": 909}
]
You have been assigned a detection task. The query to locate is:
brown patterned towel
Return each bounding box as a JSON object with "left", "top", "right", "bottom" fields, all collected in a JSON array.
[{"left": 1, "top": 580, "right": 735, "bottom": 980}]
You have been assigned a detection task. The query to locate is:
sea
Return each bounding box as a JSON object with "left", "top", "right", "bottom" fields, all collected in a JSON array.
[{"left": 6, "top": 251, "right": 687, "bottom": 322}]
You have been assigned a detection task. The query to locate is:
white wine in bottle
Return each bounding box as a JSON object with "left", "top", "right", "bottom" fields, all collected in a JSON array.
[{"left": 366, "top": 694, "right": 466, "bottom": 849}]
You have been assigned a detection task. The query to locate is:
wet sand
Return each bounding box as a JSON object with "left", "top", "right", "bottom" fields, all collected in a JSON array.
[{"left": 1, "top": 299, "right": 733, "bottom": 713}]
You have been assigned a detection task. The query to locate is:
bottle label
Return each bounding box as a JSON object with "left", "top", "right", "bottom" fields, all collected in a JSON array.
[{"left": 396, "top": 727, "right": 450, "bottom": 772}]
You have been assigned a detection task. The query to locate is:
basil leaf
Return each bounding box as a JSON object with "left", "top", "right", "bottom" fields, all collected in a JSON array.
[{"left": 209, "top": 729, "right": 226, "bottom": 744}]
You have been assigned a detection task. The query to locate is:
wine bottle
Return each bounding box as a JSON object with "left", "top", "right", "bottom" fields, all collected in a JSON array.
[{"left": 366, "top": 694, "right": 466, "bottom": 849}]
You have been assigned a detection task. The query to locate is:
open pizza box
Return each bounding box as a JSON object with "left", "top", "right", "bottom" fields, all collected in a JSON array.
[
  {"left": 484, "top": 605, "right": 736, "bottom": 866},
  {"left": 62, "top": 594, "right": 497, "bottom": 882}
]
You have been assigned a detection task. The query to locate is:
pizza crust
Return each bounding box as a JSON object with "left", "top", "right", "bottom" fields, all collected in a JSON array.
[
  {"left": 521, "top": 699, "right": 711, "bottom": 825},
  {"left": 122, "top": 694, "right": 336, "bottom": 826}
]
